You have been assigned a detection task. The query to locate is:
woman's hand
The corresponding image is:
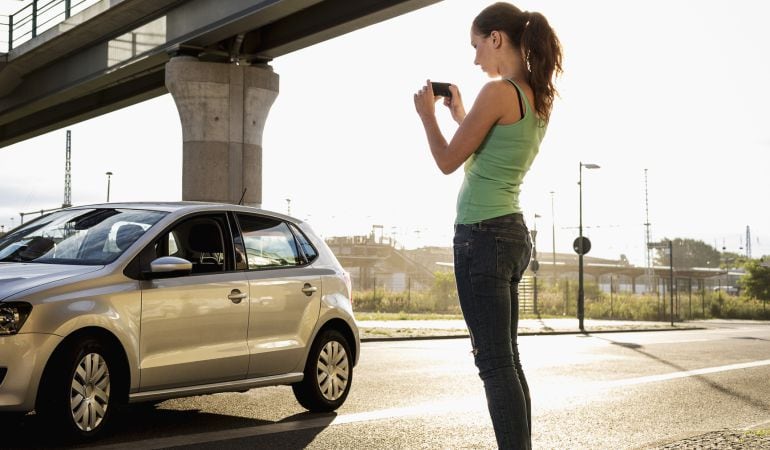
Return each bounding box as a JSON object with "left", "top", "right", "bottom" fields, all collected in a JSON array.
[
  {"left": 413, "top": 80, "right": 440, "bottom": 120},
  {"left": 443, "top": 84, "right": 466, "bottom": 125}
]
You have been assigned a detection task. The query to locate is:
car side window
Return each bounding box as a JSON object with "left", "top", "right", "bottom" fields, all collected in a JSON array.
[
  {"left": 237, "top": 214, "right": 301, "bottom": 270},
  {"left": 154, "top": 215, "right": 230, "bottom": 274},
  {"left": 289, "top": 224, "right": 318, "bottom": 263}
]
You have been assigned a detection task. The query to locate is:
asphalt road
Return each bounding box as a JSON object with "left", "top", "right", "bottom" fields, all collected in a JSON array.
[{"left": 6, "top": 321, "right": 770, "bottom": 449}]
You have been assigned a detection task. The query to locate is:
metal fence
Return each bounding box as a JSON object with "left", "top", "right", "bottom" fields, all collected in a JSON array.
[{"left": 1, "top": 0, "right": 100, "bottom": 53}]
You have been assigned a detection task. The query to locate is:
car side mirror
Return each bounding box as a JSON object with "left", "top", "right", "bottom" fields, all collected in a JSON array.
[{"left": 146, "top": 256, "right": 192, "bottom": 278}]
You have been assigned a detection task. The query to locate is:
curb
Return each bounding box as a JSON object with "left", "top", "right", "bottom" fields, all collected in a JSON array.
[{"left": 360, "top": 326, "right": 706, "bottom": 342}]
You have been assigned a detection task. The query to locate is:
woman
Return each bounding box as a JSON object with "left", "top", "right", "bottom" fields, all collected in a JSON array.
[{"left": 413, "top": 3, "right": 562, "bottom": 449}]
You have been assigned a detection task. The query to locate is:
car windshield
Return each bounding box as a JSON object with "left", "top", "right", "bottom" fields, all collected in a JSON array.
[{"left": 0, "top": 208, "right": 167, "bottom": 265}]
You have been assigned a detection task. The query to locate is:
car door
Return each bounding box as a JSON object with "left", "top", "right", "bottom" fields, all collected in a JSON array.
[
  {"left": 235, "top": 213, "right": 321, "bottom": 377},
  {"left": 138, "top": 213, "right": 250, "bottom": 390}
]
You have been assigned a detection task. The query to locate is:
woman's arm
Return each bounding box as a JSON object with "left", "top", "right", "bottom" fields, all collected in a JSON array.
[{"left": 414, "top": 80, "right": 511, "bottom": 175}]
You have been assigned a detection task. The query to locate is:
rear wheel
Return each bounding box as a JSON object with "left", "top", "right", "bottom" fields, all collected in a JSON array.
[
  {"left": 292, "top": 329, "right": 353, "bottom": 412},
  {"left": 37, "top": 337, "right": 120, "bottom": 441}
]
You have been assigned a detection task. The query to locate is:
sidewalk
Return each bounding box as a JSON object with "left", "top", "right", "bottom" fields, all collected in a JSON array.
[{"left": 358, "top": 317, "right": 702, "bottom": 341}]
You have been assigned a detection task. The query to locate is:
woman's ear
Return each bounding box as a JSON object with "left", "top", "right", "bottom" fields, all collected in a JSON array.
[{"left": 490, "top": 30, "right": 503, "bottom": 49}]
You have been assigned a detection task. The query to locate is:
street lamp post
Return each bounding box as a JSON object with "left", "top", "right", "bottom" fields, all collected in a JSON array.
[
  {"left": 531, "top": 215, "right": 540, "bottom": 315},
  {"left": 285, "top": 198, "right": 291, "bottom": 216},
  {"left": 105, "top": 172, "right": 113, "bottom": 202},
  {"left": 550, "top": 191, "right": 557, "bottom": 284},
  {"left": 578, "top": 162, "right": 600, "bottom": 332}
]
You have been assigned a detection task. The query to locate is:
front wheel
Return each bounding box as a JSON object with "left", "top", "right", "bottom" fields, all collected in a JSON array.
[
  {"left": 292, "top": 329, "right": 353, "bottom": 412},
  {"left": 37, "top": 337, "right": 120, "bottom": 441}
]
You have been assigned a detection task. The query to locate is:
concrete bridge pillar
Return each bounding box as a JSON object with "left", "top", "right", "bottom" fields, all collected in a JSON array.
[{"left": 165, "top": 57, "right": 279, "bottom": 207}]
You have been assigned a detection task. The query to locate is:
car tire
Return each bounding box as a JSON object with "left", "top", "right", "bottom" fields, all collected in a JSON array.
[
  {"left": 37, "top": 337, "right": 120, "bottom": 441},
  {"left": 292, "top": 329, "right": 353, "bottom": 412}
]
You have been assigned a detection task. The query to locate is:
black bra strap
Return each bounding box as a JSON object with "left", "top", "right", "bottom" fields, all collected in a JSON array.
[{"left": 506, "top": 79, "right": 525, "bottom": 118}]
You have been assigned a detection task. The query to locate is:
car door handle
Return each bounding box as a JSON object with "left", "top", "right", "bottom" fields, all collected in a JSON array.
[
  {"left": 228, "top": 289, "right": 248, "bottom": 304},
  {"left": 301, "top": 283, "right": 318, "bottom": 296}
]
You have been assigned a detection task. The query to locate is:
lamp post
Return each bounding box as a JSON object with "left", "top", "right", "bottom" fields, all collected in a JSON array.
[
  {"left": 550, "top": 191, "right": 557, "bottom": 284},
  {"left": 578, "top": 162, "right": 600, "bottom": 332},
  {"left": 105, "top": 172, "right": 113, "bottom": 202},
  {"left": 285, "top": 198, "right": 291, "bottom": 216},
  {"left": 532, "top": 214, "right": 540, "bottom": 315}
]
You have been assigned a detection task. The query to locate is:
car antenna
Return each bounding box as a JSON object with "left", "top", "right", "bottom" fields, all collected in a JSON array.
[{"left": 238, "top": 188, "right": 247, "bottom": 205}]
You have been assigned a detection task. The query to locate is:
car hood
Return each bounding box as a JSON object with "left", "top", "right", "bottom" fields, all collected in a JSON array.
[{"left": 0, "top": 263, "right": 103, "bottom": 301}]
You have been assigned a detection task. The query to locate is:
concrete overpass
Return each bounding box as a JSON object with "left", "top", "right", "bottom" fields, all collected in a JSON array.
[{"left": 0, "top": 0, "right": 440, "bottom": 204}]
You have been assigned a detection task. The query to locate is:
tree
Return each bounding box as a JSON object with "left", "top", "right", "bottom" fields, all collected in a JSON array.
[
  {"left": 741, "top": 260, "right": 770, "bottom": 301},
  {"left": 654, "top": 238, "right": 721, "bottom": 269}
]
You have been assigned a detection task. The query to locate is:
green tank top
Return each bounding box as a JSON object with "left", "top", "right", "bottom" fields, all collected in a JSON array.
[{"left": 455, "top": 79, "right": 546, "bottom": 224}]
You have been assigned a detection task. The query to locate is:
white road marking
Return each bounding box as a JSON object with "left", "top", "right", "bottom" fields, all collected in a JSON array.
[
  {"left": 742, "top": 418, "right": 770, "bottom": 431},
  {"left": 605, "top": 359, "right": 770, "bottom": 388}
]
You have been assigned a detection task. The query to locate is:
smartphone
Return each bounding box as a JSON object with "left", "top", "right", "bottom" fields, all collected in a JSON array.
[{"left": 431, "top": 82, "right": 452, "bottom": 98}]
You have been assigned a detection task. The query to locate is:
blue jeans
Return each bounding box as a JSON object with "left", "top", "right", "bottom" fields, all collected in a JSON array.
[{"left": 453, "top": 213, "right": 533, "bottom": 450}]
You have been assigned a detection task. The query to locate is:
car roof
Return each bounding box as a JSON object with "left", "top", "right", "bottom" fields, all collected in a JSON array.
[{"left": 67, "top": 202, "right": 301, "bottom": 224}]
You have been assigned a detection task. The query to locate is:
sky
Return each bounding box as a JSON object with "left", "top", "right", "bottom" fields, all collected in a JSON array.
[{"left": 0, "top": 0, "right": 769, "bottom": 266}]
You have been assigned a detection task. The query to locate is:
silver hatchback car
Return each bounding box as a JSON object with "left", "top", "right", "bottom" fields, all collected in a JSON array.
[{"left": 0, "top": 202, "right": 359, "bottom": 440}]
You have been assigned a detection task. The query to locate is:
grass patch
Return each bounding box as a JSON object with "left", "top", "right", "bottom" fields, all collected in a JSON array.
[
  {"left": 748, "top": 429, "right": 770, "bottom": 437},
  {"left": 353, "top": 276, "right": 770, "bottom": 321}
]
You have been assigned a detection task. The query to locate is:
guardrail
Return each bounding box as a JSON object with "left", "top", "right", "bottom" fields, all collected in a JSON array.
[{"left": 0, "top": 0, "right": 100, "bottom": 53}]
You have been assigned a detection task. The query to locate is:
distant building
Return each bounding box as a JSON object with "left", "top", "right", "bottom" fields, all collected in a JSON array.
[{"left": 325, "top": 235, "right": 434, "bottom": 293}]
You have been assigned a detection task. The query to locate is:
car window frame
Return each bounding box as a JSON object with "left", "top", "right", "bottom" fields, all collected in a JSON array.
[{"left": 125, "top": 211, "right": 237, "bottom": 280}]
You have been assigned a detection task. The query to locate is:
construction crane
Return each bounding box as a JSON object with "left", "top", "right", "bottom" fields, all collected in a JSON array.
[
  {"left": 746, "top": 225, "right": 752, "bottom": 259},
  {"left": 63, "top": 129, "right": 72, "bottom": 208},
  {"left": 644, "top": 169, "right": 654, "bottom": 293}
]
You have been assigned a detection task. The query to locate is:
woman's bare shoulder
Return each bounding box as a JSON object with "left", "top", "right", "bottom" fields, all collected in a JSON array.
[{"left": 474, "top": 80, "right": 515, "bottom": 109}]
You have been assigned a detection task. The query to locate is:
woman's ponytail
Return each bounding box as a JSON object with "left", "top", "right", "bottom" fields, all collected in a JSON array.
[{"left": 520, "top": 11, "right": 563, "bottom": 122}]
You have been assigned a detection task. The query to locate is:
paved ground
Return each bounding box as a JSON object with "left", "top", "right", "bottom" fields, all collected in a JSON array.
[
  {"left": 4, "top": 320, "right": 768, "bottom": 449},
  {"left": 358, "top": 318, "right": 770, "bottom": 449}
]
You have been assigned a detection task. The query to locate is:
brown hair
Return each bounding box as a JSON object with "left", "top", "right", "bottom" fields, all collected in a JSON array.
[{"left": 473, "top": 2, "right": 563, "bottom": 122}]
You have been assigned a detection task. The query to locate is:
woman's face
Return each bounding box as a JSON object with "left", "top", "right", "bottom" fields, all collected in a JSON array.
[{"left": 471, "top": 28, "right": 498, "bottom": 77}]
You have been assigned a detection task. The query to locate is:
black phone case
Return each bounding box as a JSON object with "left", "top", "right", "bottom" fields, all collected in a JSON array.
[{"left": 431, "top": 82, "right": 452, "bottom": 98}]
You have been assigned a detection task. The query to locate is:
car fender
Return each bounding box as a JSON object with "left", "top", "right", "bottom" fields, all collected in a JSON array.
[
  {"left": 293, "top": 295, "right": 360, "bottom": 373},
  {"left": 13, "top": 281, "right": 142, "bottom": 392}
]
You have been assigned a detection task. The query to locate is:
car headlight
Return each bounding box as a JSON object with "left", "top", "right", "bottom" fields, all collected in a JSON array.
[{"left": 0, "top": 303, "right": 32, "bottom": 335}]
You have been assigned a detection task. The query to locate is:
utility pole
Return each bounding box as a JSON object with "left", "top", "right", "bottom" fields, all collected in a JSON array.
[{"left": 577, "top": 162, "right": 600, "bottom": 332}]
